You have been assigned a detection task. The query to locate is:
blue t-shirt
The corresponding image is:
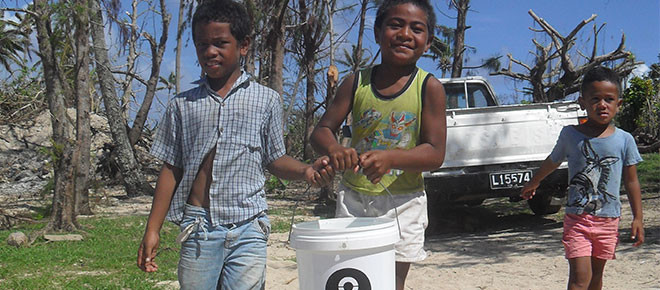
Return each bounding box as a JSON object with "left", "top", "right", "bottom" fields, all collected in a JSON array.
[{"left": 549, "top": 126, "right": 642, "bottom": 217}]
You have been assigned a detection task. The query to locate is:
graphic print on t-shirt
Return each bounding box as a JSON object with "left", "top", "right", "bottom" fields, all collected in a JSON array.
[{"left": 566, "top": 139, "right": 619, "bottom": 214}]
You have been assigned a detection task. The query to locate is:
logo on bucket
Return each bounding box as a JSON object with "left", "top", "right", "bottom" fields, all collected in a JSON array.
[{"left": 325, "top": 268, "right": 371, "bottom": 290}]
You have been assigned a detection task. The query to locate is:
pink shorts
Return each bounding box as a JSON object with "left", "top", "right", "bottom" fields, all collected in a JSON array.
[{"left": 562, "top": 213, "right": 620, "bottom": 260}]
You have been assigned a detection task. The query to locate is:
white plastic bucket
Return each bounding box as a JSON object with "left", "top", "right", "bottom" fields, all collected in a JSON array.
[{"left": 290, "top": 217, "right": 399, "bottom": 290}]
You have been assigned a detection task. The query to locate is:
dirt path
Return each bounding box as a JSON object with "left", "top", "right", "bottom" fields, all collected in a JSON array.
[{"left": 265, "top": 191, "right": 660, "bottom": 290}]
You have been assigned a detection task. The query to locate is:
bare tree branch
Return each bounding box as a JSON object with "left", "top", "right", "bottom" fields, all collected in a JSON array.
[
  {"left": 493, "top": 10, "right": 637, "bottom": 102},
  {"left": 509, "top": 54, "right": 532, "bottom": 71},
  {"left": 111, "top": 70, "right": 149, "bottom": 86},
  {"left": 590, "top": 23, "right": 606, "bottom": 61},
  {"left": 128, "top": 0, "right": 170, "bottom": 146},
  {"left": 1, "top": 7, "right": 38, "bottom": 17}
]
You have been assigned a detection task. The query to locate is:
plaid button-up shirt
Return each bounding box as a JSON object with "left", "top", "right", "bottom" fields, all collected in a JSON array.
[{"left": 151, "top": 72, "right": 286, "bottom": 225}]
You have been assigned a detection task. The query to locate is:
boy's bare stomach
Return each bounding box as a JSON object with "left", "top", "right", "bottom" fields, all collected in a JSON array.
[{"left": 187, "top": 147, "right": 215, "bottom": 208}]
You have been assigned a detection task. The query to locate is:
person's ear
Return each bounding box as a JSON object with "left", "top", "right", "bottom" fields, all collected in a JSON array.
[
  {"left": 577, "top": 96, "right": 585, "bottom": 110},
  {"left": 239, "top": 37, "right": 250, "bottom": 56}
]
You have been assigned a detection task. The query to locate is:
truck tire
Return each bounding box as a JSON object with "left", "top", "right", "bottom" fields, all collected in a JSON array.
[{"left": 527, "top": 194, "right": 562, "bottom": 215}]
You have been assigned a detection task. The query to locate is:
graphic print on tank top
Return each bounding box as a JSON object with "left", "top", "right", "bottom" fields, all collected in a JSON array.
[
  {"left": 566, "top": 139, "right": 620, "bottom": 214},
  {"left": 354, "top": 111, "right": 417, "bottom": 177},
  {"left": 354, "top": 109, "right": 382, "bottom": 130}
]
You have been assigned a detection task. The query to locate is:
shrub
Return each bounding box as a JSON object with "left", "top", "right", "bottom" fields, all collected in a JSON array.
[
  {"left": 617, "top": 76, "right": 660, "bottom": 143},
  {"left": 0, "top": 66, "right": 46, "bottom": 124}
]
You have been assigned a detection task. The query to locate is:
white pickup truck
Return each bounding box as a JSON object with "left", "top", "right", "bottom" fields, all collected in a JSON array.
[{"left": 423, "top": 76, "right": 586, "bottom": 215}]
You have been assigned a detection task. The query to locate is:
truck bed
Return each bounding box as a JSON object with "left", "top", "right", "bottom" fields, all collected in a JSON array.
[{"left": 439, "top": 101, "right": 583, "bottom": 169}]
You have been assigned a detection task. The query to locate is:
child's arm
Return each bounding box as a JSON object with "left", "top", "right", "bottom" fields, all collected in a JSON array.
[
  {"left": 520, "top": 156, "right": 562, "bottom": 199},
  {"left": 267, "top": 155, "right": 335, "bottom": 187},
  {"left": 137, "top": 162, "right": 182, "bottom": 272},
  {"left": 623, "top": 164, "right": 644, "bottom": 246},
  {"left": 311, "top": 74, "right": 360, "bottom": 172},
  {"left": 359, "top": 77, "right": 447, "bottom": 184}
]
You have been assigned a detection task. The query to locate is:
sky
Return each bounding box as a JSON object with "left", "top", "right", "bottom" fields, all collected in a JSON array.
[
  {"left": 167, "top": 0, "right": 660, "bottom": 107},
  {"left": 2, "top": 0, "right": 659, "bottom": 116},
  {"left": 419, "top": 0, "right": 660, "bottom": 103}
]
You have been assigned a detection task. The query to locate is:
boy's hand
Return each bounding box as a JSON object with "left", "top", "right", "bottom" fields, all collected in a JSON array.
[
  {"left": 305, "top": 156, "right": 335, "bottom": 187},
  {"left": 359, "top": 150, "right": 393, "bottom": 184},
  {"left": 630, "top": 218, "right": 645, "bottom": 247},
  {"left": 327, "top": 144, "right": 359, "bottom": 172},
  {"left": 520, "top": 181, "right": 539, "bottom": 200},
  {"left": 137, "top": 231, "right": 160, "bottom": 272}
]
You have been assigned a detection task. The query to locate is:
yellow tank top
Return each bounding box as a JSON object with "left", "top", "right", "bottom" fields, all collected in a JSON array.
[{"left": 342, "top": 66, "right": 430, "bottom": 195}]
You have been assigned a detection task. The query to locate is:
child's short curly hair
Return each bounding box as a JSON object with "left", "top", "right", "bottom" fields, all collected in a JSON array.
[
  {"left": 374, "top": 0, "right": 437, "bottom": 37},
  {"left": 192, "top": 0, "right": 252, "bottom": 42},
  {"left": 581, "top": 66, "right": 622, "bottom": 97}
]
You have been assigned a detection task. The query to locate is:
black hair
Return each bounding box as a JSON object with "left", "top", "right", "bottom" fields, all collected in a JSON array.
[
  {"left": 374, "top": 0, "right": 437, "bottom": 38},
  {"left": 192, "top": 0, "right": 252, "bottom": 42},
  {"left": 580, "top": 66, "right": 622, "bottom": 97}
]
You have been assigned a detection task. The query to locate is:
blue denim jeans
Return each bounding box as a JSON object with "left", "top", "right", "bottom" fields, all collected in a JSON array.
[{"left": 177, "top": 204, "right": 270, "bottom": 290}]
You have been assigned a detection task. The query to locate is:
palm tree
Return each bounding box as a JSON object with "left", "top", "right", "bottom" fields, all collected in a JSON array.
[
  {"left": 0, "top": 17, "right": 29, "bottom": 72},
  {"left": 336, "top": 44, "right": 372, "bottom": 74},
  {"left": 464, "top": 55, "right": 501, "bottom": 72},
  {"left": 426, "top": 35, "right": 452, "bottom": 78},
  {"left": 427, "top": 24, "right": 501, "bottom": 78},
  {"left": 424, "top": 25, "right": 454, "bottom": 77}
]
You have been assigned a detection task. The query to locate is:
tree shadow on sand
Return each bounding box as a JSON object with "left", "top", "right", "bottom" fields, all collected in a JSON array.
[
  {"left": 423, "top": 200, "right": 565, "bottom": 269},
  {"left": 422, "top": 193, "right": 660, "bottom": 270}
]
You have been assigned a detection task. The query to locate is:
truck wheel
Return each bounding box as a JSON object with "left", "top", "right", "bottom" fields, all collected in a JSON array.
[{"left": 527, "top": 194, "right": 561, "bottom": 215}]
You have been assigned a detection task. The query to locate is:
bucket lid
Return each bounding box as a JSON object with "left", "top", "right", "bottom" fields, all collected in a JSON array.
[{"left": 290, "top": 217, "right": 399, "bottom": 251}]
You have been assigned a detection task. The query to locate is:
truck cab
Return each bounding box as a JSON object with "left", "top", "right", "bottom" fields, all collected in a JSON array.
[{"left": 441, "top": 76, "right": 499, "bottom": 109}]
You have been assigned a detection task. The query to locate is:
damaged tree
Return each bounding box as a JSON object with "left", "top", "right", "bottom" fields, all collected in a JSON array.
[
  {"left": 492, "top": 10, "right": 641, "bottom": 103},
  {"left": 295, "top": 0, "right": 331, "bottom": 161},
  {"left": 72, "top": 0, "right": 93, "bottom": 215},
  {"left": 449, "top": 0, "right": 469, "bottom": 78},
  {"left": 33, "top": 0, "right": 79, "bottom": 232},
  {"left": 125, "top": 0, "right": 171, "bottom": 147},
  {"left": 89, "top": 0, "right": 155, "bottom": 197}
]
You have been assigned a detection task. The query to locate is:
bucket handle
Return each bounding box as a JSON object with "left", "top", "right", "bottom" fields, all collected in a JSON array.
[
  {"left": 286, "top": 182, "right": 403, "bottom": 244},
  {"left": 357, "top": 155, "right": 403, "bottom": 239},
  {"left": 379, "top": 181, "right": 403, "bottom": 240},
  {"left": 288, "top": 184, "right": 313, "bottom": 243}
]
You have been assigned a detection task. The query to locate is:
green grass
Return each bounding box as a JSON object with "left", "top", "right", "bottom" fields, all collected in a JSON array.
[
  {"left": 0, "top": 215, "right": 179, "bottom": 289},
  {"left": 271, "top": 218, "right": 295, "bottom": 233},
  {"left": 638, "top": 153, "right": 660, "bottom": 192},
  {"left": 270, "top": 216, "right": 313, "bottom": 233}
]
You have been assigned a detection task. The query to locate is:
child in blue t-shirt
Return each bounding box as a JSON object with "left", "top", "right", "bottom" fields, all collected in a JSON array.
[{"left": 521, "top": 66, "right": 644, "bottom": 290}]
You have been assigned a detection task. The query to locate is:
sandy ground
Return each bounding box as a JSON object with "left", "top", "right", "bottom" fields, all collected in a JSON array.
[
  {"left": 264, "top": 191, "right": 660, "bottom": 290},
  {"left": 2, "top": 185, "right": 658, "bottom": 290}
]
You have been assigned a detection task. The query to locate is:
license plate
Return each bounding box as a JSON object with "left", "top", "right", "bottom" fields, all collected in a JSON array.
[{"left": 489, "top": 170, "right": 532, "bottom": 189}]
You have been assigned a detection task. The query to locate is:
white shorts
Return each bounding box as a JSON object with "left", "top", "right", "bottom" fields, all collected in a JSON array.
[{"left": 335, "top": 183, "right": 428, "bottom": 262}]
